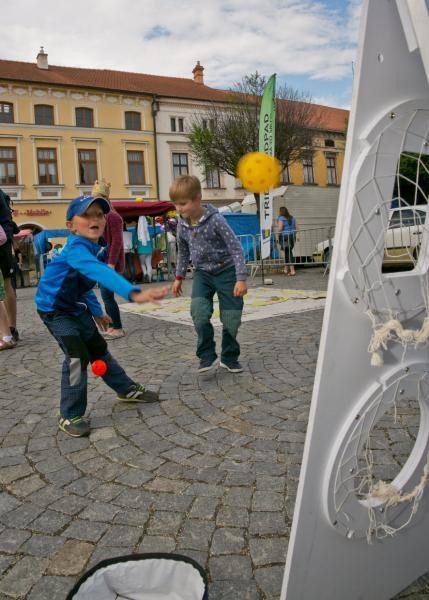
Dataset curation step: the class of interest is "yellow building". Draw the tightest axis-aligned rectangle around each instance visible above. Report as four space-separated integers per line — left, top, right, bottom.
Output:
0 49 348 232
0 49 160 231
287 132 346 187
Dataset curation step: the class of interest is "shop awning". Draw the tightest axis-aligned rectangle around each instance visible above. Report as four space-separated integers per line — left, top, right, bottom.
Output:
111 201 175 219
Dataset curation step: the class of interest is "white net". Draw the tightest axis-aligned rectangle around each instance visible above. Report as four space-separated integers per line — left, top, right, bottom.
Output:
332 106 429 541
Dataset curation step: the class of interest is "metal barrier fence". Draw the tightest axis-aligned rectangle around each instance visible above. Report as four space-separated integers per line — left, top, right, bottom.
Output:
238 226 335 277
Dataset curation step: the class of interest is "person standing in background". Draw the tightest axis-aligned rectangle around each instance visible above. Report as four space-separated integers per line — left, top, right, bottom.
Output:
122 223 136 283
0 189 19 341
91 179 126 340
133 216 153 283
278 206 297 276
11 240 25 290
0 271 15 350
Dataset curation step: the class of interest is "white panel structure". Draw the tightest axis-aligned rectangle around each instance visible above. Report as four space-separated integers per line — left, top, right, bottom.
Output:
281 1 429 599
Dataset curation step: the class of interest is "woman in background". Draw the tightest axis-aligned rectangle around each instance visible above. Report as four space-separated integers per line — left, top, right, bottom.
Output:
133 216 153 283
278 206 297 276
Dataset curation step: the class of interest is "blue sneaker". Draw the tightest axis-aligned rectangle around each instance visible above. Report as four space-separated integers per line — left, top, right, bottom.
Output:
219 361 243 373
198 358 217 373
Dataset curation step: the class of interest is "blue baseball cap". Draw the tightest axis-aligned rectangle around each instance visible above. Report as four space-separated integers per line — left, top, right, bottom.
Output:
66 195 110 221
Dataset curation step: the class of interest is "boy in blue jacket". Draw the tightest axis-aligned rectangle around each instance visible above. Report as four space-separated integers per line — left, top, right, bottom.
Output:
35 195 168 437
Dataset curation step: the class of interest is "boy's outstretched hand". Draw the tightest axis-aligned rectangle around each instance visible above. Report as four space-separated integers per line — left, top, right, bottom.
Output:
234 281 248 297
130 286 169 304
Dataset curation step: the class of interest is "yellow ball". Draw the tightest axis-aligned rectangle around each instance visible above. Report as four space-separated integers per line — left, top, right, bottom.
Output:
135 197 144 202
236 152 281 193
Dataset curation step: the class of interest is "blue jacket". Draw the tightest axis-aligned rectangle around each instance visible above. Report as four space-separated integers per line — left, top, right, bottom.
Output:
175 204 247 281
35 234 139 316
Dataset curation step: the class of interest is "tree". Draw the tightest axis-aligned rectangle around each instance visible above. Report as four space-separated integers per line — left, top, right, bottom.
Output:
188 72 318 179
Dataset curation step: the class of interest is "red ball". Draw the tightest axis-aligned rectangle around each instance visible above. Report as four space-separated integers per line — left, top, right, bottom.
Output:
91 360 107 376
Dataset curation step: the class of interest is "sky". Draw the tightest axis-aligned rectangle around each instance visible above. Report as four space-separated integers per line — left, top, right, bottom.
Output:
1 0 362 109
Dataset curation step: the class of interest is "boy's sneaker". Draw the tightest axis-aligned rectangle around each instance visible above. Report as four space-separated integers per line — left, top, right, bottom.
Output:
59 416 90 437
219 361 243 373
198 358 217 373
117 383 159 403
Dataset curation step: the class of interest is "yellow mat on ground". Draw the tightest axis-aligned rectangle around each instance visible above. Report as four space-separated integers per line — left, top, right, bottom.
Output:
120 286 327 326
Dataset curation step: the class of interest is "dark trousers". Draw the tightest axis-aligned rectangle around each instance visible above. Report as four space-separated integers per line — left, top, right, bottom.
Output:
191 267 243 364
100 285 122 329
39 310 134 419
281 234 296 264
125 252 136 282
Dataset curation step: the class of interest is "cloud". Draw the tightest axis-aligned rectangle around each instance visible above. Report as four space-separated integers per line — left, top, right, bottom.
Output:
1 0 361 96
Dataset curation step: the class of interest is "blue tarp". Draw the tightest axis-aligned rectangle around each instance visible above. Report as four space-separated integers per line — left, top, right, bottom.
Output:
223 213 260 261
222 213 260 236
223 212 279 260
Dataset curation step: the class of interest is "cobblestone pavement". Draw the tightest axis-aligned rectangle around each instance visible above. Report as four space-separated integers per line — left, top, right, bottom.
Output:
0 269 428 599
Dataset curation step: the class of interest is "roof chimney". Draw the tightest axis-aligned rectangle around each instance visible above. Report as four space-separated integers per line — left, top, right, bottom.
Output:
37 47 48 70
192 61 204 85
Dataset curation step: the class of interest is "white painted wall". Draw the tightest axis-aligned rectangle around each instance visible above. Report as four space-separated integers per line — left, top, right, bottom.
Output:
155 98 245 204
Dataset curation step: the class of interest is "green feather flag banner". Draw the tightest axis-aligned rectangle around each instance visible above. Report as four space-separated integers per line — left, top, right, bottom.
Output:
259 73 276 259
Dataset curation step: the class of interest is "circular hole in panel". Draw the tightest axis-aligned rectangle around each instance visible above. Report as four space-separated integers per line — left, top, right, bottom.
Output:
354 395 419 501
325 364 429 539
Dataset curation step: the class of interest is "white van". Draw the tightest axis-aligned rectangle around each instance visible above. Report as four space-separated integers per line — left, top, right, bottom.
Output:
383 205 428 266
313 205 428 267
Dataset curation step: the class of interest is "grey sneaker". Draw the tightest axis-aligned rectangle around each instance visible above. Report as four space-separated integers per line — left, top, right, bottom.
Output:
219 361 243 373
198 358 217 373
59 416 90 437
117 383 159 403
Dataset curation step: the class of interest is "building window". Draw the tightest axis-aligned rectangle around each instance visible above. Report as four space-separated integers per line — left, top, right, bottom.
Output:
206 167 220 188
170 117 184 133
281 165 290 184
37 148 58 185
302 156 314 184
35 104 54 125
172 153 189 177
125 111 141 131
78 149 97 184
326 153 337 185
0 102 14 124
0 147 17 185
202 119 215 130
75 107 94 128
127 150 145 185
324 139 335 148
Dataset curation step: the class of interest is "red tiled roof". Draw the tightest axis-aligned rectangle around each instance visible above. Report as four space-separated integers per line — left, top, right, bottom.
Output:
310 102 348 132
0 58 348 131
0 58 226 102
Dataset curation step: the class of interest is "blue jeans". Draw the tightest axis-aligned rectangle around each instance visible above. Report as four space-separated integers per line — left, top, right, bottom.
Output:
191 267 243 364
100 285 122 329
39 310 134 419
